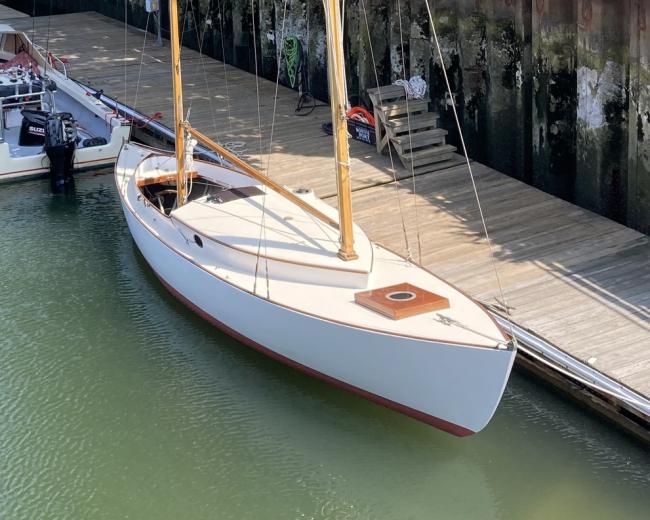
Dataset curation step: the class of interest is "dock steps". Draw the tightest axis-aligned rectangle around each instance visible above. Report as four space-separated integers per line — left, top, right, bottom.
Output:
384 112 440 130
377 99 430 117
391 128 448 153
368 84 456 172
401 144 457 167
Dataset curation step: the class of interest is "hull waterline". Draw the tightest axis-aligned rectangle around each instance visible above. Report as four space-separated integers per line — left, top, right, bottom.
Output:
153 268 476 436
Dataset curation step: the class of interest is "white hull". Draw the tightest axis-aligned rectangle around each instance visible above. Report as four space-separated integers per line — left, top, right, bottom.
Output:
0 26 130 183
116 143 516 435
0 129 128 183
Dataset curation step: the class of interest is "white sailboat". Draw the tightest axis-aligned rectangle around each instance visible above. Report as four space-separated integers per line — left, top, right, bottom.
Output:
0 25 129 184
115 0 516 436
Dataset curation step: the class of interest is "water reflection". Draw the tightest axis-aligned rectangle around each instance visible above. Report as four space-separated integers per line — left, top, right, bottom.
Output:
0 172 648 520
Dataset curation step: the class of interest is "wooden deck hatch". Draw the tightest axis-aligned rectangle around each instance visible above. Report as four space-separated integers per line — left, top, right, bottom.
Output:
354 283 450 320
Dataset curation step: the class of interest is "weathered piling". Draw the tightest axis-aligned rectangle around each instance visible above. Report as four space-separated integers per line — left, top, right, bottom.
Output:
12 0 648 234
576 0 629 223
627 1 650 233
532 1 577 200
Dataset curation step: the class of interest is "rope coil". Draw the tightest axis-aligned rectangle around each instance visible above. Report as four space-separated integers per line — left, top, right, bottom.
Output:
282 35 301 89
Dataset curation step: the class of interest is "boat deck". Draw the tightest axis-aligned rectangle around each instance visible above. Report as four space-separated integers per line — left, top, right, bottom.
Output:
4 10 648 439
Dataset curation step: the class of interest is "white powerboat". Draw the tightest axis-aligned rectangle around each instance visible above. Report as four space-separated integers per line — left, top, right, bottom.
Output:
0 24 130 185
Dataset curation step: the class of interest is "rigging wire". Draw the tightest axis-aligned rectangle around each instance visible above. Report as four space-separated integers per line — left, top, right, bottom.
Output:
179 0 191 48
397 0 423 264
249 0 276 299
265 0 290 174
249 0 265 167
359 0 413 260
30 0 36 56
294 0 319 116
255 0 290 299
130 11 151 140
216 0 233 131
422 0 516 341
43 0 52 78
123 0 128 113
188 0 221 141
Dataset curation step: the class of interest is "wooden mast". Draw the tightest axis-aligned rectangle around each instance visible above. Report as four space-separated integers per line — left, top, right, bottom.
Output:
166 0 355 251
324 0 357 261
169 0 186 207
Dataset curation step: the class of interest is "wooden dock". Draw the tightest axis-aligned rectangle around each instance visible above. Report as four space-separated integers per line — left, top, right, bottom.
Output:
0 4 26 19
4 10 649 440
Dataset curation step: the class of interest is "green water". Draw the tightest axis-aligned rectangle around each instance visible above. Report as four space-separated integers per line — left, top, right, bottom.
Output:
1 172 648 520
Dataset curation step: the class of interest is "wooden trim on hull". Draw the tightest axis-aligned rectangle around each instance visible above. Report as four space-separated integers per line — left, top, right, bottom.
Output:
151 268 475 437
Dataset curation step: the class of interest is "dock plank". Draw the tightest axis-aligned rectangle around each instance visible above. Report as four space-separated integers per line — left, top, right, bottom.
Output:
0 4 27 20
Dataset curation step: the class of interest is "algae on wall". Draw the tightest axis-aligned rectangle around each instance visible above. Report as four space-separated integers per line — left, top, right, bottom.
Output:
628 0 650 232
16 0 650 234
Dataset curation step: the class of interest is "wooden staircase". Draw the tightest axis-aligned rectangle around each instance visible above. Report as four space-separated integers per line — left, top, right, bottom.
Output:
367 84 460 174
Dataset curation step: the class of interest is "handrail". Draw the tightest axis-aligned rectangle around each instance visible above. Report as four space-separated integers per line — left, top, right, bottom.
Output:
0 90 46 140
0 90 46 104
0 98 42 110
32 44 67 78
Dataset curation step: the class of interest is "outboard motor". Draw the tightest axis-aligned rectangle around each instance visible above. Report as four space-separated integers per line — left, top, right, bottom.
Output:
44 112 77 192
18 110 48 146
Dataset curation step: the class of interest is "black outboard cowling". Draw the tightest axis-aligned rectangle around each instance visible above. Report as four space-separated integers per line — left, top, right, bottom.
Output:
44 112 77 192
19 109 48 146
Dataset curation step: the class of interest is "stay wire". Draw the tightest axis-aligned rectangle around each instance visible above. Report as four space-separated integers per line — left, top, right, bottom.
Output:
43 0 52 78
188 0 221 142
254 0 290 298
397 0 423 264
265 0 290 174
423 0 516 340
30 0 36 56
359 0 412 260
131 11 151 140
216 0 233 131
250 0 271 298
123 0 128 114
180 0 190 48
250 0 265 166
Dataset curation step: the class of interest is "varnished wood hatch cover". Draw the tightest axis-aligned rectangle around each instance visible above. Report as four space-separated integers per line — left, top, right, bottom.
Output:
354 283 450 320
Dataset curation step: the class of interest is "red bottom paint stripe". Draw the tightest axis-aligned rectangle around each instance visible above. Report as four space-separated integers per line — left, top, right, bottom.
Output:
152 270 474 437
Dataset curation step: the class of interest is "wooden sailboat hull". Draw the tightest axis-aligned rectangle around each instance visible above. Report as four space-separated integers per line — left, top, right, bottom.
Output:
117 165 515 435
